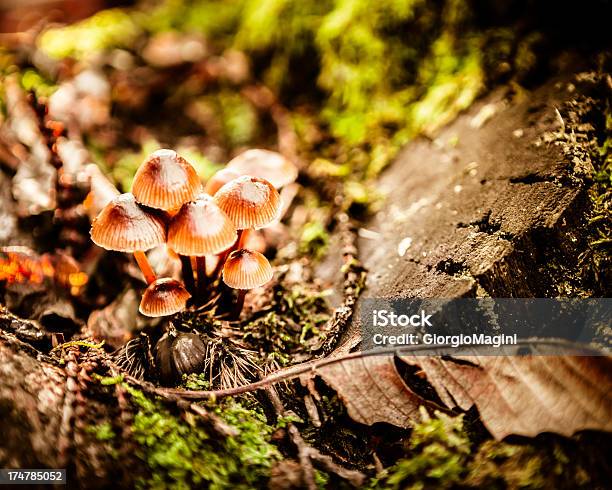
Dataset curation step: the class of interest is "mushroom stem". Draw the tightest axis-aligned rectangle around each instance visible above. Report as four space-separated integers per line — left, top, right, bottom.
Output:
195 256 207 300
232 289 247 319
179 254 196 295
213 230 243 279
133 250 156 284
237 229 248 249
213 250 228 279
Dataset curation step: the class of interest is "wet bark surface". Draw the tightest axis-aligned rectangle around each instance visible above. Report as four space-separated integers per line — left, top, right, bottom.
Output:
327 72 602 352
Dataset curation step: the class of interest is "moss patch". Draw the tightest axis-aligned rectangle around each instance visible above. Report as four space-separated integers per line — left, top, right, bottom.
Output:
242 282 330 369
371 409 470 489
124 384 280 489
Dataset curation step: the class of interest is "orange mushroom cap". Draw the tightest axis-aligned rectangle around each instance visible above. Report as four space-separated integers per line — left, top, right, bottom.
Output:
139 277 191 317
214 175 280 230
90 193 166 252
226 149 297 189
222 249 273 289
132 149 201 211
167 194 237 256
204 168 240 196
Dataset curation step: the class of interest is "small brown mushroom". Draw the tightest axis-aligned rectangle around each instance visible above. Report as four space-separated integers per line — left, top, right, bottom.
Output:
131 149 201 211
168 194 237 299
204 168 240 196
214 175 280 248
226 149 297 189
90 193 165 284
222 248 273 316
139 277 191 317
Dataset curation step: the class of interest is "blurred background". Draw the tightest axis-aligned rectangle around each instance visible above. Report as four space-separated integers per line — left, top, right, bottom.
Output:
0 0 610 214
0 0 130 33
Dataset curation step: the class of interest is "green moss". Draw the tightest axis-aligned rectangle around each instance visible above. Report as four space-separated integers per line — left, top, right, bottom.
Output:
86 422 117 442
124 384 280 489
216 91 259 146
589 108 611 249
315 469 330 488
309 157 351 178
465 437 603 489
243 283 330 367
20 69 56 98
371 409 607 489
372 409 470 490
299 221 329 259
182 373 211 390
406 34 483 140
137 0 245 41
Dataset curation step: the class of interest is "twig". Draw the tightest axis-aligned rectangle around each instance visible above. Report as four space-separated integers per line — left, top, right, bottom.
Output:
266 386 366 487
302 392 321 428
266 387 317 490
309 450 366 487
133 338 603 401
50 339 105 354
319 212 367 356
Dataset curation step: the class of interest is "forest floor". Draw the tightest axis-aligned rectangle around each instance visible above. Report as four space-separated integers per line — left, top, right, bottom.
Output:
1 62 610 488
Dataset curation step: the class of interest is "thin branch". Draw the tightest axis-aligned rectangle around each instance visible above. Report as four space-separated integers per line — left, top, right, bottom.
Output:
266 387 317 490
142 339 602 400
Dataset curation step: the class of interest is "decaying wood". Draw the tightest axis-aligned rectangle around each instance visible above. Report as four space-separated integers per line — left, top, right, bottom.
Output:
330 73 604 353
0 333 127 487
318 213 367 356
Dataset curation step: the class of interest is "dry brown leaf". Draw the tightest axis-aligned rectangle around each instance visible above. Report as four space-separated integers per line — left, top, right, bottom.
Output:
317 343 612 439
317 354 441 427
402 354 612 439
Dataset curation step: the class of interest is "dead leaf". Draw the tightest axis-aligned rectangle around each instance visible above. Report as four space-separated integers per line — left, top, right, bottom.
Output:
401 354 612 439
317 342 612 439
317 354 441 427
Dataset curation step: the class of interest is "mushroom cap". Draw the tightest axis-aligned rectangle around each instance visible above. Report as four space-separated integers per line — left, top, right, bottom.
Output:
132 149 201 210
214 175 281 230
204 168 240 196
226 149 298 188
139 277 191 317
90 193 166 252
222 249 273 289
167 194 237 256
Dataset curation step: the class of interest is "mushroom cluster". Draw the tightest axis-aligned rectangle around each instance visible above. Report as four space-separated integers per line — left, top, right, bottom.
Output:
90 148 297 320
